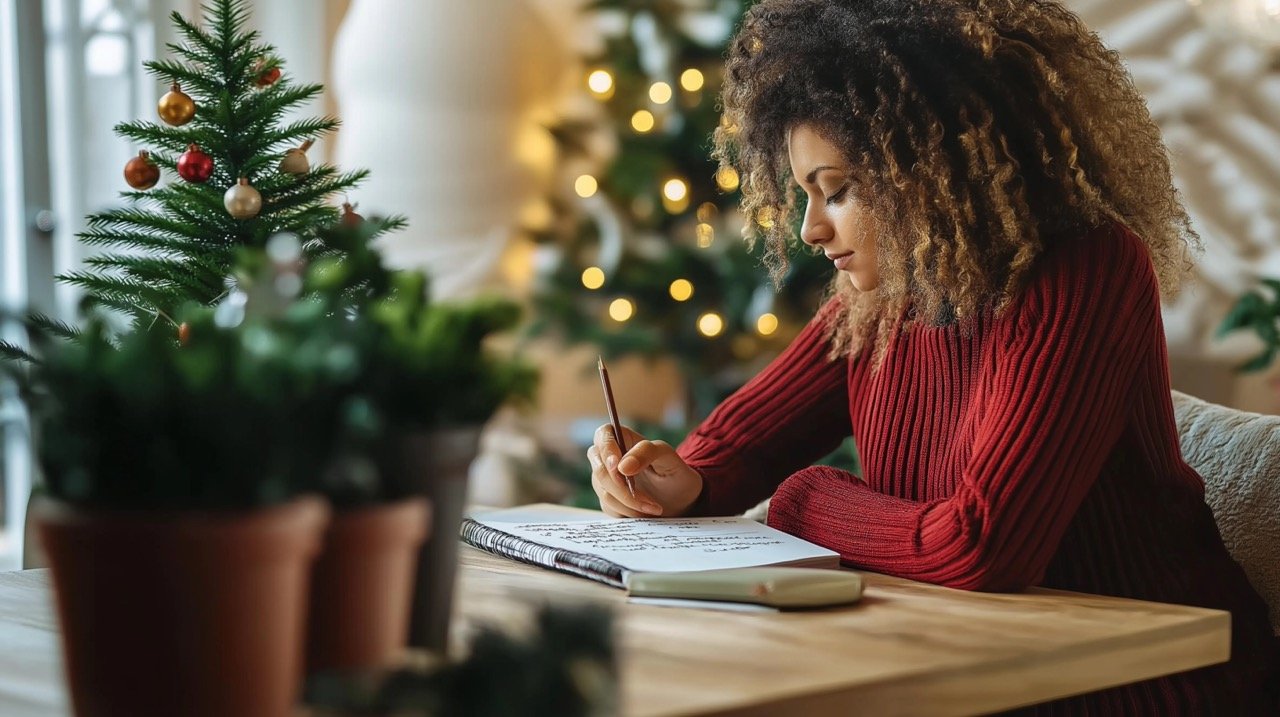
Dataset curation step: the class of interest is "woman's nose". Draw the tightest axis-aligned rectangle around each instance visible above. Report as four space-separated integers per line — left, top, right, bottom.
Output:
800 204 832 247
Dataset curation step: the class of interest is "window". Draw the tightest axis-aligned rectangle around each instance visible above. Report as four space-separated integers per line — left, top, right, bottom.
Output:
0 0 157 570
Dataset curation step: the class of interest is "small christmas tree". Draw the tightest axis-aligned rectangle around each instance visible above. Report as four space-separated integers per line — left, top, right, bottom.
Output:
62 0 402 324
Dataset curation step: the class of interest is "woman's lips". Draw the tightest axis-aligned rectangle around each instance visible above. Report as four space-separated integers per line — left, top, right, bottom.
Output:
830 252 854 270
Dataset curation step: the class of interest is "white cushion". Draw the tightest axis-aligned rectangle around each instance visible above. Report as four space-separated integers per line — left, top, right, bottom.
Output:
1173 390 1280 634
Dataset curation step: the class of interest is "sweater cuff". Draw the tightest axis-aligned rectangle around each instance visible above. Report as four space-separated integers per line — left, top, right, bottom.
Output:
682 471 713 517
767 465 925 559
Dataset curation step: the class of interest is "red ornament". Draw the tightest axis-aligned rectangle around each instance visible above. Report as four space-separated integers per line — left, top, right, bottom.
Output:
123 150 160 190
177 143 214 183
253 57 282 88
177 322 191 346
256 66 281 87
341 202 363 227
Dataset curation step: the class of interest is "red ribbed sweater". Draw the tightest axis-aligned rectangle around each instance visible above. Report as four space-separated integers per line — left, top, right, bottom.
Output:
677 222 1279 713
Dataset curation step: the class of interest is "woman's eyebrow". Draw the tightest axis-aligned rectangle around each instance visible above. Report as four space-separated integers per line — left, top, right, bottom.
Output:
804 165 844 184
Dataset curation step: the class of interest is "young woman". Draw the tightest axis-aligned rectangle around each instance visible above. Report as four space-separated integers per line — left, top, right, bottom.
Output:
588 0 1278 711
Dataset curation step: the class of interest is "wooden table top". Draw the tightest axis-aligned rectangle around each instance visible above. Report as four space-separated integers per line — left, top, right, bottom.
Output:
0 546 1230 716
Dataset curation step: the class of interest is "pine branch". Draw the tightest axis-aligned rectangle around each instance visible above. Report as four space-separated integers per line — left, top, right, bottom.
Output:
143 59 215 93
78 230 235 264
262 117 339 152
264 169 371 215
86 207 222 244
163 181 236 218
79 292 155 322
162 42 224 75
26 313 82 341
114 120 210 154
0 340 37 364
254 164 342 194
234 86 326 149
60 272 178 308
268 209 341 238
85 253 224 290
168 12 220 61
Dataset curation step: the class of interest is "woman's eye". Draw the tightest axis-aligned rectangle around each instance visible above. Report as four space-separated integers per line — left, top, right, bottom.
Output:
824 184 849 206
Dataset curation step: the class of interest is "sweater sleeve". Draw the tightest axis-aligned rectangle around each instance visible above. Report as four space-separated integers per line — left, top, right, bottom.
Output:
767 224 1159 591
676 298 853 516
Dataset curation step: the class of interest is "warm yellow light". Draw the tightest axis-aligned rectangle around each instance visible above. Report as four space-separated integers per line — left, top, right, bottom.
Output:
696 202 718 223
609 298 635 322
663 178 688 202
698 312 724 337
756 312 779 336
649 81 673 104
631 110 655 133
581 266 606 290
518 199 552 231
669 278 694 302
680 68 705 92
587 69 614 96
716 166 740 192
696 222 714 247
500 237 537 290
574 174 598 198
756 206 776 229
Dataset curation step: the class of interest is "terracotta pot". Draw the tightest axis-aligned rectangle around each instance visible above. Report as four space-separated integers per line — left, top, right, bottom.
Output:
382 426 482 653
34 496 329 717
306 496 431 674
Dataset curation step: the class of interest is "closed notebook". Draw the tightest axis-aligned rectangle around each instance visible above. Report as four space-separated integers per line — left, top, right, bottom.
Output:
460 503 841 589
627 567 863 608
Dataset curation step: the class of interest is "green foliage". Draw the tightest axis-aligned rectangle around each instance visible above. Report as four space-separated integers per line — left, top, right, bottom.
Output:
6 223 537 510
1218 278 1280 372
65 0 400 324
8 307 351 510
306 223 539 433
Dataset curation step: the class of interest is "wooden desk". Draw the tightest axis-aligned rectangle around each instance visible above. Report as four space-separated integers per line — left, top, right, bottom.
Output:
0 547 1230 716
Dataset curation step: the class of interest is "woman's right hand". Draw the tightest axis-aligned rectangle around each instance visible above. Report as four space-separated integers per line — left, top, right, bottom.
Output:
587 424 704 518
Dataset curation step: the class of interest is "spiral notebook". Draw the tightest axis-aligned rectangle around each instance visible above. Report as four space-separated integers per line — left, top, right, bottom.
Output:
460 503 840 589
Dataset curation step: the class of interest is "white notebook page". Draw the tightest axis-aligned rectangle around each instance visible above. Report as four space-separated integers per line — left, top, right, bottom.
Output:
470 504 839 574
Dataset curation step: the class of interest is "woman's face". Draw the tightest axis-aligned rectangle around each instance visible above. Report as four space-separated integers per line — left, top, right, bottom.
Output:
788 123 880 292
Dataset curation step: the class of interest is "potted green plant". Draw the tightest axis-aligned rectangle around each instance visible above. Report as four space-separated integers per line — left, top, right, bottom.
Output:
7 305 338 717
232 236 434 677
304 224 538 655
1219 277 1280 372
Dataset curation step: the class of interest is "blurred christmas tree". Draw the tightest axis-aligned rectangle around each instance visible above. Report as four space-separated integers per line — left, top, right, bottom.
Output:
61 0 402 326
529 0 833 421
528 0 859 501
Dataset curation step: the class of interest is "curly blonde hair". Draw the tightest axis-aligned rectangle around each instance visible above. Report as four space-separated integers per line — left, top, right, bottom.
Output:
715 0 1199 368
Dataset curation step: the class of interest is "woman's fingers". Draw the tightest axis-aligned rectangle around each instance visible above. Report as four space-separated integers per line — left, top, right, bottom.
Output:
593 423 641 465
588 446 663 515
597 487 649 518
616 439 670 477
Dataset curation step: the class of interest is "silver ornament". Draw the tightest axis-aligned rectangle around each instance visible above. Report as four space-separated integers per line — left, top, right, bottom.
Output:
224 177 262 219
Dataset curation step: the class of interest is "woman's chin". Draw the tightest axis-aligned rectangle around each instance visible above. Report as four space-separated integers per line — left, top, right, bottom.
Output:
846 272 878 292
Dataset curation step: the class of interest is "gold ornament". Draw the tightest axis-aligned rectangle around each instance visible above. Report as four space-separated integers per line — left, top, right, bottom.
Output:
223 177 263 219
278 139 314 175
157 82 196 126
